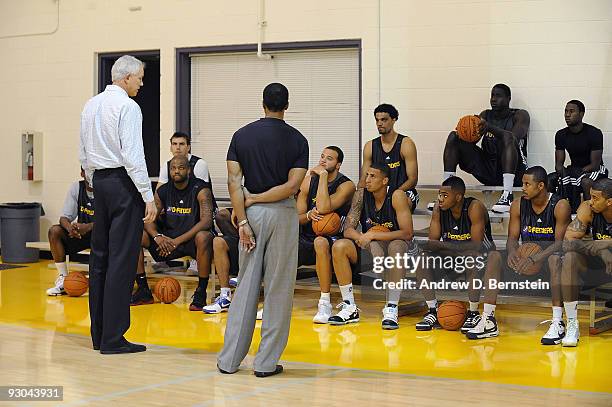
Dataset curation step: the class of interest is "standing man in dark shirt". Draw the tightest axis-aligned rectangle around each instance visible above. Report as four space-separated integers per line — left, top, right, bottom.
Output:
553 100 608 212
217 83 308 378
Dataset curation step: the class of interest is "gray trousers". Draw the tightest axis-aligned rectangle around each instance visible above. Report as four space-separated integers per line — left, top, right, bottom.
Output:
217 198 299 373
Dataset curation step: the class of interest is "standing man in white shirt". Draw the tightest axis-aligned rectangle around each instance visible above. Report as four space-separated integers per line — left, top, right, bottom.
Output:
79 55 157 354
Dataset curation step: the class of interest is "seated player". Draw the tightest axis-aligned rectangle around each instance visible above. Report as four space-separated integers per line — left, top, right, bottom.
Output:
552 100 608 212
416 176 502 339
507 166 571 345
296 146 355 323
360 104 419 211
441 84 530 213
329 162 415 329
46 168 94 295
561 177 612 347
130 156 214 311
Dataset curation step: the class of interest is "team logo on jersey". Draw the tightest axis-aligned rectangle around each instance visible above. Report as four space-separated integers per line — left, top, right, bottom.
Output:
445 232 472 241
524 225 553 235
595 233 611 240
366 219 394 230
387 161 400 169
79 206 94 216
537 218 542 223
167 206 192 215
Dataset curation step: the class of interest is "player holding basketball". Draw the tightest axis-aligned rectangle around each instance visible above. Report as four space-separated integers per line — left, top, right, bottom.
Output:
441 84 530 213
507 166 571 345
130 155 214 311
329 163 415 329
561 177 612 347
295 146 355 323
416 176 502 339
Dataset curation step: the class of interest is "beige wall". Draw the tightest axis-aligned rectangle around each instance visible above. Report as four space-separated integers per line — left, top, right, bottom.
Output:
0 0 610 239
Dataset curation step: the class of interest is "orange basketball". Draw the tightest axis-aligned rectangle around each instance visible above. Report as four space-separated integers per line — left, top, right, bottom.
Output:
438 300 467 331
155 277 181 304
456 115 482 143
368 225 391 233
511 242 543 275
64 272 88 297
312 212 341 236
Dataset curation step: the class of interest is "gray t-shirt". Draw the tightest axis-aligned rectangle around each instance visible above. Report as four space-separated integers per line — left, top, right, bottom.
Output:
61 181 94 221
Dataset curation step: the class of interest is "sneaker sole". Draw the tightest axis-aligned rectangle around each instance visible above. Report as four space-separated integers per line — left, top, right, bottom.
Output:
491 207 510 213
328 318 359 326
47 292 66 296
562 340 579 347
189 305 204 311
382 323 399 330
313 318 330 324
541 338 563 345
203 308 229 314
467 331 499 340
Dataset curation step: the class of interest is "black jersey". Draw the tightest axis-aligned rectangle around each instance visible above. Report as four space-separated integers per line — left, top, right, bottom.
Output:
302 172 352 238
166 154 218 210
483 109 528 168
361 190 398 233
520 194 562 242
157 178 210 238
372 134 409 193
592 212 612 241
76 180 95 224
440 197 494 251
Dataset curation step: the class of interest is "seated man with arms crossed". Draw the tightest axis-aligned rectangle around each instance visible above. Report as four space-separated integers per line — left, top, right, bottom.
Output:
130 156 214 311
46 168 95 295
416 176 502 339
330 162 415 330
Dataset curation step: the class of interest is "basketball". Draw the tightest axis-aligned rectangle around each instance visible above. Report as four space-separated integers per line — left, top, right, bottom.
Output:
438 300 467 331
456 115 482 143
312 212 341 236
368 225 390 233
155 277 181 304
64 272 88 297
511 242 543 275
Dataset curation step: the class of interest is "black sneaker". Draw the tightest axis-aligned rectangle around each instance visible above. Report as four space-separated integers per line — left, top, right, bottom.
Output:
466 314 499 339
189 286 206 311
492 191 513 213
130 285 154 306
461 311 481 334
328 301 360 325
416 308 440 331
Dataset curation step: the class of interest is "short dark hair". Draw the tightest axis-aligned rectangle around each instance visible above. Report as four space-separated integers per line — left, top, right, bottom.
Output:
169 155 189 168
592 178 612 199
369 162 390 179
325 146 344 163
524 166 548 189
493 83 511 99
170 131 191 145
263 83 289 112
567 99 585 113
442 176 466 195
374 104 399 120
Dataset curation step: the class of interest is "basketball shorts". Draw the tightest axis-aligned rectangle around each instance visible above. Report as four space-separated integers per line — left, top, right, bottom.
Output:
298 234 343 267
147 235 199 262
63 233 92 255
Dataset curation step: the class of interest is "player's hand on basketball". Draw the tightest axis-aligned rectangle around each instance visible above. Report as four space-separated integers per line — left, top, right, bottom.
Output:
507 251 521 271
516 256 535 275
144 201 157 224
239 224 256 253
309 208 324 222
478 118 489 136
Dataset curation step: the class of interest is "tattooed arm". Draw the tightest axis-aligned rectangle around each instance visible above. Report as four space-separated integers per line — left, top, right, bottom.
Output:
343 187 364 241
173 188 213 246
563 201 593 253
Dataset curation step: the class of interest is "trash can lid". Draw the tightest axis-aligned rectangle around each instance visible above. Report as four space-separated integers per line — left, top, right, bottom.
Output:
0 202 45 215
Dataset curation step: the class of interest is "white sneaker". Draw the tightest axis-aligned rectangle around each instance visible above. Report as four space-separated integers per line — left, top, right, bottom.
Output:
382 304 399 330
562 319 579 347
491 191 513 213
256 308 263 320
313 300 333 324
187 259 198 275
202 296 231 314
427 202 435 211
541 319 565 345
328 301 360 325
46 275 66 296
229 277 238 288
466 314 499 339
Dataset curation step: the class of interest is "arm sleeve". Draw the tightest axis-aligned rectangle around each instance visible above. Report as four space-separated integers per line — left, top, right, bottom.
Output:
158 161 169 184
193 160 210 182
591 127 604 150
79 112 94 185
118 102 154 203
292 135 310 169
226 133 238 162
554 131 565 150
61 182 80 221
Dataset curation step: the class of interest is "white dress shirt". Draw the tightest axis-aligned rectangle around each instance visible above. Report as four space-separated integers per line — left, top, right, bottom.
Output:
79 85 153 202
157 154 210 184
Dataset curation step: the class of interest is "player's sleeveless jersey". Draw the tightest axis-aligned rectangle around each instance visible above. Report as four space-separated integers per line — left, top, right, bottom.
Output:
440 197 494 251
592 212 612 241
76 180 95 224
158 178 211 238
361 190 398 233
372 134 408 193
302 172 352 238
483 109 528 168
519 194 561 242
166 154 218 210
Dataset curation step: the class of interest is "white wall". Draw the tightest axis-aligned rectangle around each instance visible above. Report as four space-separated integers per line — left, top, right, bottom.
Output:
0 0 610 238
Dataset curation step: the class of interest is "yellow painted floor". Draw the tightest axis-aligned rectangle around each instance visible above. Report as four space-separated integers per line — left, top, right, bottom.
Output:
0 260 611 400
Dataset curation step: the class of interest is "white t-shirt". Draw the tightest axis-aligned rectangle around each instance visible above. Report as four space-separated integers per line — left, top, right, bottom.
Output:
157 154 210 184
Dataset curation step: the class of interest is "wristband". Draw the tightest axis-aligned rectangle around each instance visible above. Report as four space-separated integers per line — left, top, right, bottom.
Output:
238 219 249 227
153 233 163 241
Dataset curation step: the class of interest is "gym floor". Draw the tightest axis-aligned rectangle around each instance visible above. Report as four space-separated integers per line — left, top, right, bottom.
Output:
0 260 610 406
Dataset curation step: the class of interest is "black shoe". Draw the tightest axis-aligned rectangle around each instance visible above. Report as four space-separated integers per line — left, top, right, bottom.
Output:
93 345 100 351
415 308 440 331
254 365 283 378
461 311 481 334
130 285 154 306
189 286 206 311
217 364 236 374
100 342 146 354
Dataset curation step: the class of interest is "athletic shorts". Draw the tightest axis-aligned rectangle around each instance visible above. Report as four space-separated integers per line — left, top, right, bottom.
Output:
63 233 92 255
147 235 198 262
298 234 344 267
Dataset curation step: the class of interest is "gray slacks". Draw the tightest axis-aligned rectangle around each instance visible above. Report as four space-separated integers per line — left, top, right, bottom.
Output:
217 198 298 373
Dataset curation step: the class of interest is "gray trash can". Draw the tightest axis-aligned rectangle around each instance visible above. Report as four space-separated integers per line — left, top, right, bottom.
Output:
0 202 44 263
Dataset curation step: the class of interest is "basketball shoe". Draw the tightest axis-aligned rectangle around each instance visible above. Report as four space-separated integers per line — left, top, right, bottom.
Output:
203 296 231 314
46 275 66 296
189 286 206 311
461 311 481 334
328 301 359 325
382 304 399 330
130 284 154 306
466 314 499 339
313 300 332 324
492 191 513 213
561 319 579 347
541 319 565 345
415 308 440 331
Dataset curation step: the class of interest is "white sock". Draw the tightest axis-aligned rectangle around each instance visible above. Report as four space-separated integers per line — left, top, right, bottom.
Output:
387 287 402 304
564 301 578 320
339 284 354 305
502 173 514 193
469 301 479 312
320 292 331 302
55 262 68 276
484 303 496 316
443 171 456 181
426 299 438 310
552 306 563 321
221 287 231 299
